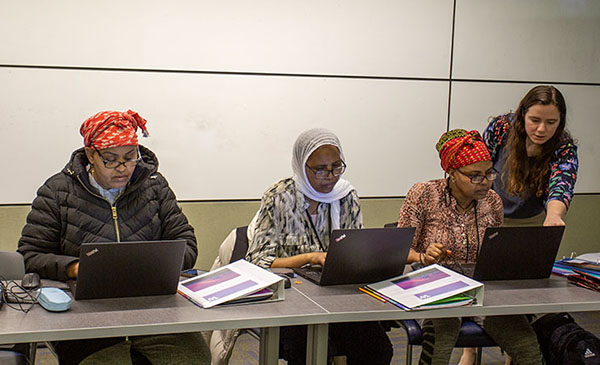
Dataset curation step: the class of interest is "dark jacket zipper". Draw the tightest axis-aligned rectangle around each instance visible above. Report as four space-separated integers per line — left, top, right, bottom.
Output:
70 169 122 242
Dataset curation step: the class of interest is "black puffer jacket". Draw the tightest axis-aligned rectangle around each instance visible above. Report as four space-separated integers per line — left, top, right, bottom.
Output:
18 145 198 281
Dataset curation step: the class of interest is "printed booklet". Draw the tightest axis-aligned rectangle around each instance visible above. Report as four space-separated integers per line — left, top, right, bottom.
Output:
178 259 285 308
365 264 483 311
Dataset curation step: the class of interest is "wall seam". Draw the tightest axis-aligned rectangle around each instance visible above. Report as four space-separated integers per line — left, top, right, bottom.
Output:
446 0 458 132
2 64 599 87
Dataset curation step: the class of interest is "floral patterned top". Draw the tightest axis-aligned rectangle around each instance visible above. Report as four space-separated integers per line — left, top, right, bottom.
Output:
483 113 578 216
246 178 363 268
397 179 503 264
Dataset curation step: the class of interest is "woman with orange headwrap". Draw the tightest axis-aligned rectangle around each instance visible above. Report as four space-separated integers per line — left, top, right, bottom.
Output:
398 129 542 364
18 110 209 364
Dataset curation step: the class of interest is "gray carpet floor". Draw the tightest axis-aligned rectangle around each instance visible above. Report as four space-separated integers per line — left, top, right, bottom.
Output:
33 311 600 364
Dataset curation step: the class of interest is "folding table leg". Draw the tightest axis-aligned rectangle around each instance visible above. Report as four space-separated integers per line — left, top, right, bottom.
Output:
306 323 328 365
259 326 280 365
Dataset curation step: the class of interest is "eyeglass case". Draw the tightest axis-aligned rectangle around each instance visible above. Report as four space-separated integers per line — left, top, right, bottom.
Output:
36 287 72 312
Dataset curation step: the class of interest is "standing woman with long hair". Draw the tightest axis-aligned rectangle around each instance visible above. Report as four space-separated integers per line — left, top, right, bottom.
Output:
459 86 580 364
483 85 578 226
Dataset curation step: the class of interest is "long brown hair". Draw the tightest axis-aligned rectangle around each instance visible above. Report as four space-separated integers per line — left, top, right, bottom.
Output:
503 85 572 198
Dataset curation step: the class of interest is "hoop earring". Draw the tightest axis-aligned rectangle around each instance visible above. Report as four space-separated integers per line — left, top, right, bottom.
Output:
90 164 95 175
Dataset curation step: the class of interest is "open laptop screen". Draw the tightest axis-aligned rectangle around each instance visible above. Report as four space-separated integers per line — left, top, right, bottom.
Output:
294 227 415 286
71 240 186 300
471 226 565 281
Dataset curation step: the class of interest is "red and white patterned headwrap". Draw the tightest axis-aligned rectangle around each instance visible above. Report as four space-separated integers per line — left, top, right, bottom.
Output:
80 110 149 149
436 129 491 172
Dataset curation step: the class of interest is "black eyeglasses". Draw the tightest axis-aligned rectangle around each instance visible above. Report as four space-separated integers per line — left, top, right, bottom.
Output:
306 161 346 180
90 144 142 169
456 168 498 184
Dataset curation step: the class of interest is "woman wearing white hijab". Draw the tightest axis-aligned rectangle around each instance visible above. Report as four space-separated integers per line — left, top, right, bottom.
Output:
246 128 393 365
247 127 358 268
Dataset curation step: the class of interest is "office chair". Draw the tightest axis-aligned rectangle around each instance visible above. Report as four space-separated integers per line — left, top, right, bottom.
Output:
229 226 249 263
0 251 38 365
400 319 498 365
229 226 261 344
206 226 259 364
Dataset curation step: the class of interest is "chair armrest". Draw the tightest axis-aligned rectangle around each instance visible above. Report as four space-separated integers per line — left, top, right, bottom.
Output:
455 320 497 347
399 319 423 345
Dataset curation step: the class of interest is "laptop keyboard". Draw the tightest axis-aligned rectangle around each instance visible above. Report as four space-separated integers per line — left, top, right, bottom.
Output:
293 267 323 283
302 270 322 282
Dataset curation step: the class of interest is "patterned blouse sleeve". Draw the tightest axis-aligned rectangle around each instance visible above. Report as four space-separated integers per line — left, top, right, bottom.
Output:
547 142 579 209
347 190 364 229
397 183 427 253
245 194 280 268
482 114 511 161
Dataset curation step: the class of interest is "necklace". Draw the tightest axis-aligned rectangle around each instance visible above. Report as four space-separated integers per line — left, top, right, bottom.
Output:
444 180 481 261
459 204 481 263
460 221 471 246
457 202 475 246
455 199 474 214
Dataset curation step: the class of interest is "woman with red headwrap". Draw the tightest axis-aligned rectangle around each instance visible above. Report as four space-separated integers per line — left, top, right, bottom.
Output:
18 110 209 364
397 129 542 364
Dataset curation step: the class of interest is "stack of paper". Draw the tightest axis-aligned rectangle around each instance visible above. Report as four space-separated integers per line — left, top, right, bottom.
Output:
363 264 483 311
553 256 600 292
178 260 285 308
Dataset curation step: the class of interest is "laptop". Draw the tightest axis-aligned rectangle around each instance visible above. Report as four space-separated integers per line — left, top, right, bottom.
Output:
293 227 415 286
69 240 186 300
457 226 565 281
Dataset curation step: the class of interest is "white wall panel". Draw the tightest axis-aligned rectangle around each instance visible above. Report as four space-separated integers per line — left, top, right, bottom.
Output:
1 1 598 203
450 82 600 193
0 0 452 78
453 0 600 83
0 68 448 203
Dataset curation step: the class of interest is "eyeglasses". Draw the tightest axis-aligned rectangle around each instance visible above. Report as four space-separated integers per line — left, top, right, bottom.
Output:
456 168 498 184
305 161 346 180
90 144 142 169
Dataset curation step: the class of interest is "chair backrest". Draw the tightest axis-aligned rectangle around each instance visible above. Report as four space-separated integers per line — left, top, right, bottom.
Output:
230 226 249 263
0 251 25 280
384 222 397 228
0 252 36 363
